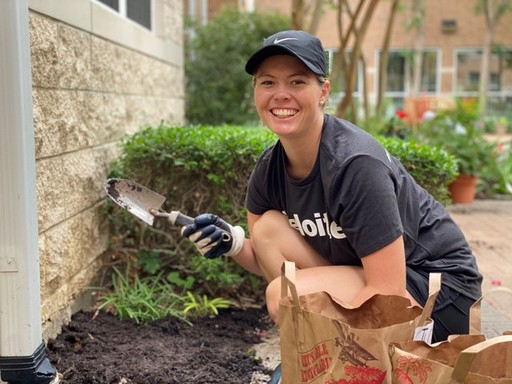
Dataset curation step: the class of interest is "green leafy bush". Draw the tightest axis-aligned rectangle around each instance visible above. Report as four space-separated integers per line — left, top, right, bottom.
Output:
105 125 277 316
104 124 458 322
185 8 290 125
377 136 459 205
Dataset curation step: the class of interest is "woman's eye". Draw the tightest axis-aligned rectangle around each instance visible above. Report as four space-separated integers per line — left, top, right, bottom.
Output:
291 79 306 85
259 80 274 86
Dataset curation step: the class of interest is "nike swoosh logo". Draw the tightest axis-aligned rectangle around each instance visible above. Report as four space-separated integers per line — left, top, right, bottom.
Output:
273 37 298 44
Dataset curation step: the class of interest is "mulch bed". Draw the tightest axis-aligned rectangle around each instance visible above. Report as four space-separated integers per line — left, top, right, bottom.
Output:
47 306 274 384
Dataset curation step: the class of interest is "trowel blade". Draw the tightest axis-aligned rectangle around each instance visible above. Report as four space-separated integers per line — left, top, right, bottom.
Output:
104 178 166 226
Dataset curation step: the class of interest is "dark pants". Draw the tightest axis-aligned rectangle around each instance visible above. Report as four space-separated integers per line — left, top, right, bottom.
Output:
406 268 480 343
430 293 476 342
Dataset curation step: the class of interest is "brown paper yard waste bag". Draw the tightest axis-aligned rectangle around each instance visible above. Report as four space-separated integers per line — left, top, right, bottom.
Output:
450 335 512 383
389 335 512 384
388 298 485 383
278 261 441 384
389 335 486 383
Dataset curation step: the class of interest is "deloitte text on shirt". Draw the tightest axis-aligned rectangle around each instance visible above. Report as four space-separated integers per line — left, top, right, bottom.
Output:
286 211 346 239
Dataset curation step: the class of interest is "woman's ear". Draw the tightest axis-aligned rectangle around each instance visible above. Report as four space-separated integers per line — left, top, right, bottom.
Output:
320 80 330 106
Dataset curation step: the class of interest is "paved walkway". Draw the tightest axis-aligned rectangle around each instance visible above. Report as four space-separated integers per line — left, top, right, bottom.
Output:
449 199 512 337
250 199 512 383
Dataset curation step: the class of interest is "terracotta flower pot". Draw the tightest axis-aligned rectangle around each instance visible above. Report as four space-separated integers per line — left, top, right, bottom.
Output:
449 174 478 204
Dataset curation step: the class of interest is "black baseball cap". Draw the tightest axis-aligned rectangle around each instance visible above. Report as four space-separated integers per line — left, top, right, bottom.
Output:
245 30 327 77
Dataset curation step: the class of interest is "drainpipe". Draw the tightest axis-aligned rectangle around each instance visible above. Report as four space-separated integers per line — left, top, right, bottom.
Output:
0 1 57 383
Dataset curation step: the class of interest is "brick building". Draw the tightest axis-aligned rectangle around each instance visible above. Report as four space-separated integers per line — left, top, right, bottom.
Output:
187 0 512 117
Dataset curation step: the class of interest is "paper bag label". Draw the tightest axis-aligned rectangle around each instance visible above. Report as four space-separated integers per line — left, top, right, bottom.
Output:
413 321 434 344
300 341 333 382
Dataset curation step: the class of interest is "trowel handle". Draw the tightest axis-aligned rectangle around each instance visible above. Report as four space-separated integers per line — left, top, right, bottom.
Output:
167 211 195 226
149 209 195 226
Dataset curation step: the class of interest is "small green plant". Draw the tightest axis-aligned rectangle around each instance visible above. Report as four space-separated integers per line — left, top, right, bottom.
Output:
182 291 232 318
166 271 195 294
245 348 262 362
99 266 189 325
135 250 162 274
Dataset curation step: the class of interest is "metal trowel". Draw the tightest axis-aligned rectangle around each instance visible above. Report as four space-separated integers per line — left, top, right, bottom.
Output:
104 178 194 226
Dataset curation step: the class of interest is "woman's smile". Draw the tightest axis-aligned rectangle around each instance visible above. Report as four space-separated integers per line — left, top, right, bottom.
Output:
253 55 329 139
270 108 298 118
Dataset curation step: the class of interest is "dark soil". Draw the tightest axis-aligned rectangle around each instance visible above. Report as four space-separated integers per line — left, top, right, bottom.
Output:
47 307 274 384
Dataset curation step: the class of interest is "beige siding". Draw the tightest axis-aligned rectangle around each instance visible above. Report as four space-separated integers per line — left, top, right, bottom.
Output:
29 0 184 339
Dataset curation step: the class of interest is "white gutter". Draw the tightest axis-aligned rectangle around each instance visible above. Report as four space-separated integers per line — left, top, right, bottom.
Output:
0 0 57 383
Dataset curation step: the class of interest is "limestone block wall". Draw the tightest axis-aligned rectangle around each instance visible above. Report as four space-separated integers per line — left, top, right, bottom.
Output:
29 1 184 339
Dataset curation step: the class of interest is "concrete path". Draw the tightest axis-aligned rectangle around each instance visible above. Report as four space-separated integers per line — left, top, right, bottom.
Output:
449 199 512 337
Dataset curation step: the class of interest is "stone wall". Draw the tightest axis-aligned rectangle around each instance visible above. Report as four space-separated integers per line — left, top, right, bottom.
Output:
29 1 184 339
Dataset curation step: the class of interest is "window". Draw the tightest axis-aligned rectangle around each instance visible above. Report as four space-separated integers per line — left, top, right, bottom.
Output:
456 49 512 93
30 0 181 66
96 0 152 29
386 52 406 92
456 50 482 93
385 50 438 94
456 48 512 115
378 49 438 110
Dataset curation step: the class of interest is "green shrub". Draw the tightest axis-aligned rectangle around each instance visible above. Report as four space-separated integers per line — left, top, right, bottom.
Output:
106 125 277 312
377 136 459 205
185 8 290 125
105 124 458 321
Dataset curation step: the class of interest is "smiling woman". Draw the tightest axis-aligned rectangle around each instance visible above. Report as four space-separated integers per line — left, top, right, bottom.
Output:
180 30 483 383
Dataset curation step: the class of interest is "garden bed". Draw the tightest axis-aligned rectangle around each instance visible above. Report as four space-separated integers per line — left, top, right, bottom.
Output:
47 306 274 384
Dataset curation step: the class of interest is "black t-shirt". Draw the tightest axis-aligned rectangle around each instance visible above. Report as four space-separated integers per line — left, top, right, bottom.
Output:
246 114 482 302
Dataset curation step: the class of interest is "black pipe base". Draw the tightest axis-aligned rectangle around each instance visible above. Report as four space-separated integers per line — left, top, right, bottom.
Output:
0 341 56 384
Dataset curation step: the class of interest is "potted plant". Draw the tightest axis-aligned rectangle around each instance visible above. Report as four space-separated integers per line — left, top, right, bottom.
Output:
419 98 492 204
494 116 509 136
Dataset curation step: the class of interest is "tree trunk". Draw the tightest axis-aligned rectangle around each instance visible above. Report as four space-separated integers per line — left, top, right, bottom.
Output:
478 0 495 119
376 0 400 119
479 25 493 118
335 0 379 119
361 55 369 122
292 0 305 29
411 0 425 98
307 0 324 34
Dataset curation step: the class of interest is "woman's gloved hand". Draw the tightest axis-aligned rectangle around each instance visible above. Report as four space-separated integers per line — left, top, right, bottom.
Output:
181 213 245 259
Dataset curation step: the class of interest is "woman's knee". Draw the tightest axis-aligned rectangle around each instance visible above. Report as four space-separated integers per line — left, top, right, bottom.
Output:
251 210 290 245
265 276 282 325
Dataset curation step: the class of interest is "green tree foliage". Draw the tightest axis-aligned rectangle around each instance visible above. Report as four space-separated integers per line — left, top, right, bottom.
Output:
185 8 290 125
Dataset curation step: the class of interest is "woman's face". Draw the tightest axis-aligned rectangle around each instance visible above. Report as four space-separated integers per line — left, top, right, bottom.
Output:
253 55 330 139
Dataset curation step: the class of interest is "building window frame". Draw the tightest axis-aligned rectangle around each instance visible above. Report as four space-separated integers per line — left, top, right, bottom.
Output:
28 0 182 67
94 0 152 30
377 48 440 110
455 47 512 116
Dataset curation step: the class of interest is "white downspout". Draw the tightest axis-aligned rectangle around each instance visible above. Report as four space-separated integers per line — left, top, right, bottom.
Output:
0 0 57 383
